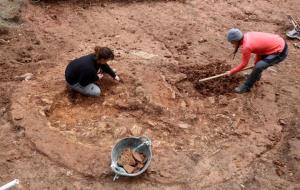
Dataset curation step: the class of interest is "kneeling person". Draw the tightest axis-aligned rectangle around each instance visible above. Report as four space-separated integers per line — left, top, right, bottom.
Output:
65 46 120 96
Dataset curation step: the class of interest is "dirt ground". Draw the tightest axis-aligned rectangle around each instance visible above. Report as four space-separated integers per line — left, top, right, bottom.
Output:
0 0 300 189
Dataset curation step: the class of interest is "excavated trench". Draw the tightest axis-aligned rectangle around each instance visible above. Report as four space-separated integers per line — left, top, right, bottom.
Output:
177 62 244 97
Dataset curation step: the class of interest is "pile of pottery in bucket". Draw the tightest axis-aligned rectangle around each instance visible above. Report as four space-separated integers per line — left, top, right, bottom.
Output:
117 148 146 174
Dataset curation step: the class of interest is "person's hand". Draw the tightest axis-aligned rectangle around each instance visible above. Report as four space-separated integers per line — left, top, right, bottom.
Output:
225 71 231 76
115 75 120 81
98 73 104 79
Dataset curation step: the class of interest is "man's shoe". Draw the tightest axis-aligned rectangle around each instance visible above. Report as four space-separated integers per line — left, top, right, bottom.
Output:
234 84 250 94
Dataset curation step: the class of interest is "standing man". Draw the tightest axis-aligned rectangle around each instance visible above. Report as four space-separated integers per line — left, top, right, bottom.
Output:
226 28 288 93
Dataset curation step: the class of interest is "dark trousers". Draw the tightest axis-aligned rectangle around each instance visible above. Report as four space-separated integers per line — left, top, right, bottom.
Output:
244 43 288 88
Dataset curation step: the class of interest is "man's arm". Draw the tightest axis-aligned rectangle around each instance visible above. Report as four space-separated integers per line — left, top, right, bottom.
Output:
254 54 261 64
229 48 251 75
100 64 116 78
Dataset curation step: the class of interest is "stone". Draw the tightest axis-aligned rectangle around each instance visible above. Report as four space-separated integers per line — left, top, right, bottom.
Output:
41 98 53 105
294 42 300 49
180 100 187 109
273 160 285 167
178 122 191 129
275 168 285 176
198 38 207 43
13 115 23 120
82 131 94 138
113 127 127 138
135 86 145 96
171 91 176 99
15 73 33 81
16 127 25 138
130 124 142 136
102 98 114 107
66 170 73 176
145 120 157 127
218 95 228 105
0 107 6 117
0 39 9 45
278 119 286 126
39 109 46 116
97 122 108 129
39 106 50 117
168 73 187 84
184 114 198 122
208 97 215 104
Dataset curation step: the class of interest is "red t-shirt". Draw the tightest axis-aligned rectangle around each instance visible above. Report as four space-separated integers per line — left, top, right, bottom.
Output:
230 32 285 74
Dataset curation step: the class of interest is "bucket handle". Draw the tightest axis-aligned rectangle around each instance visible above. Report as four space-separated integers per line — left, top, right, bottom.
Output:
133 137 152 152
139 136 151 145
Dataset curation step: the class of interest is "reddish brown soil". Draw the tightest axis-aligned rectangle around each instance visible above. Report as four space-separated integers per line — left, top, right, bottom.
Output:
179 62 244 96
0 0 300 189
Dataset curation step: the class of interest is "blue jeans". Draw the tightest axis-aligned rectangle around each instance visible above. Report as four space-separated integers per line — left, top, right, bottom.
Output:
69 83 101 96
244 43 288 88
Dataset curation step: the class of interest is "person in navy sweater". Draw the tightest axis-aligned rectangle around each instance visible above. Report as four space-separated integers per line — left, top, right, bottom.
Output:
65 46 120 96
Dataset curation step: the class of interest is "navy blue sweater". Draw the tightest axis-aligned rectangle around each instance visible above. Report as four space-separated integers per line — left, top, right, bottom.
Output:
65 54 116 86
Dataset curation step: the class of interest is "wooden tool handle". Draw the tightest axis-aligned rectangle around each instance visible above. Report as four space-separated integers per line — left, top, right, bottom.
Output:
198 66 254 83
198 73 228 82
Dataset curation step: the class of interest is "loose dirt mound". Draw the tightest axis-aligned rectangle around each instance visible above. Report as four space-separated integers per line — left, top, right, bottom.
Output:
179 62 244 97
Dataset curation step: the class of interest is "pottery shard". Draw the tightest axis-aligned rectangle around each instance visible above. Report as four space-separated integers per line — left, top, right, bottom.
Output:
132 151 145 163
117 149 136 166
123 164 136 174
136 162 144 169
134 163 145 173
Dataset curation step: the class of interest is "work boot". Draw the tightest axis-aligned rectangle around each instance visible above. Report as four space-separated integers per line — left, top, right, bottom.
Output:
234 84 250 94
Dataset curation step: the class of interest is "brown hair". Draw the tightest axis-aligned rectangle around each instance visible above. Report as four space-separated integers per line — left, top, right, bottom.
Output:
94 46 114 60
231 38 243 60
232 44 240 60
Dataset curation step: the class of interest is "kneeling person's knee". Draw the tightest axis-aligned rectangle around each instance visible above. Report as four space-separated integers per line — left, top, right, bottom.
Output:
86 84 101 97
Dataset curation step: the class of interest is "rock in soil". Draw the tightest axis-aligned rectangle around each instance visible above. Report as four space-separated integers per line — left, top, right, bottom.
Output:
130 124 142 136
275 168 285 176
15 73 33 81
178 122 191 129
278 119 287 126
